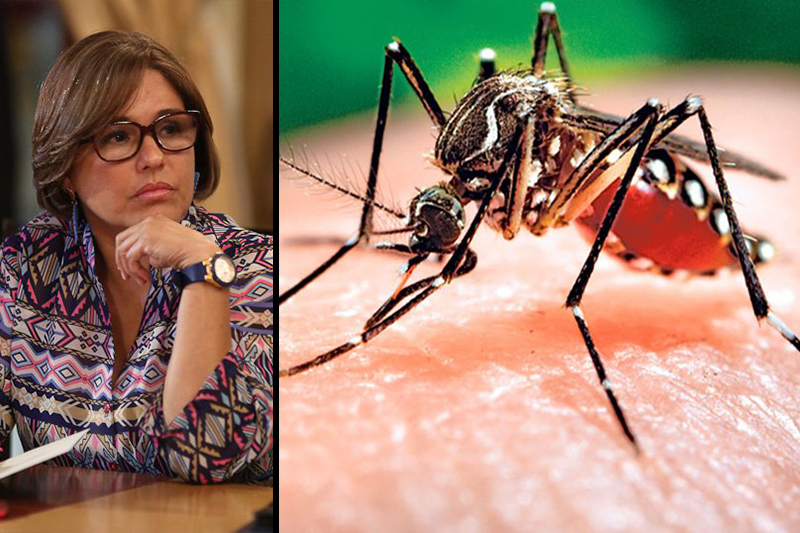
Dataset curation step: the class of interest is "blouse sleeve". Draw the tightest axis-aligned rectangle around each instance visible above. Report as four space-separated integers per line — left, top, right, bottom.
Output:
0 243 18 457
139 239 273 484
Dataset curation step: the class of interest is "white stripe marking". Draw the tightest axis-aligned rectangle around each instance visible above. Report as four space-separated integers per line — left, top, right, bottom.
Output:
758 241 775 262
479 48 496 62
683 179 706 207
767 311 797 342
647 159 669 183
528 160 543 188
549 136 561 156
713 208 730 235
460 85 543 163
348 335 363 346
686 96 703 113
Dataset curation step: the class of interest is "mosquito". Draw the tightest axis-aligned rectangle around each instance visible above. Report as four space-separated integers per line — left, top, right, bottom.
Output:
279 2 800 449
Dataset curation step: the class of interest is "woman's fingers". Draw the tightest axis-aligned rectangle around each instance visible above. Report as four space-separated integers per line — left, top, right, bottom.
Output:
127 244 150 285
116 225 150 283
115 228 139 282
112 215 220 284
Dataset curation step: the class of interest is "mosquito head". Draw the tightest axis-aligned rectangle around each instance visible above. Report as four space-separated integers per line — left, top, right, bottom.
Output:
408 183 465 253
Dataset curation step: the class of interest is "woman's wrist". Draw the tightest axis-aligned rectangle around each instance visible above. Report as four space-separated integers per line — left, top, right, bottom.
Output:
177 242 223 270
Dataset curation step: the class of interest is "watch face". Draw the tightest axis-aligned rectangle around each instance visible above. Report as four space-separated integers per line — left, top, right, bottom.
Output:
213 255 237 284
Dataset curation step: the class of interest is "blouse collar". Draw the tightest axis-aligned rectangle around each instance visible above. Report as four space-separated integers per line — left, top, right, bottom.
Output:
72 203 206 286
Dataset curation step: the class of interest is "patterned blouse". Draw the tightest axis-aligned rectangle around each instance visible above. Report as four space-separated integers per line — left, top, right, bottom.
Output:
0 205 273 484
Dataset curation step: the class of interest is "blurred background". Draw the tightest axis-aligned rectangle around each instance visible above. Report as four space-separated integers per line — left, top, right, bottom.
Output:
280 0 800 134
0 0 274 236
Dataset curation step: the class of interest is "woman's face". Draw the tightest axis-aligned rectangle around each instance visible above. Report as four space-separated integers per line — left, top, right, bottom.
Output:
67 69 196 236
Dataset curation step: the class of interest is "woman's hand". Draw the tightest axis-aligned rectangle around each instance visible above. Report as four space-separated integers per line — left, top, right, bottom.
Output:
115 215 221 285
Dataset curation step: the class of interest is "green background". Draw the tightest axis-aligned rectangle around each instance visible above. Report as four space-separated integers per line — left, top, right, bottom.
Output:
279 0 800 134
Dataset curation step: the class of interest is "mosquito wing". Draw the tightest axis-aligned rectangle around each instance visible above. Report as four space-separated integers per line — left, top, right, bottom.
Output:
563 105 787 181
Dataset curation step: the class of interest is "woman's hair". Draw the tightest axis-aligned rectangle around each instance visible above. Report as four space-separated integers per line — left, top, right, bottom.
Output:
32 30 220 218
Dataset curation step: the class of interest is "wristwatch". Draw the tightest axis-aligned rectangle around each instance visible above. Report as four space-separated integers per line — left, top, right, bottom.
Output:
178 252 236 289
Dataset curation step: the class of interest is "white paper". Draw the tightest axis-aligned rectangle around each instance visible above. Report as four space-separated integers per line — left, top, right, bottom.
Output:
0 428 90 480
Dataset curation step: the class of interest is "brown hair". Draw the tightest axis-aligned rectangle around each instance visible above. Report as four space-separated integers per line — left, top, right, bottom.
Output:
32 30 220 218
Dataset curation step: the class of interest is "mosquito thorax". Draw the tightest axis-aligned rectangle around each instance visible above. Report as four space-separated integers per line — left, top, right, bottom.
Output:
433 73 567 180
408 183 466 253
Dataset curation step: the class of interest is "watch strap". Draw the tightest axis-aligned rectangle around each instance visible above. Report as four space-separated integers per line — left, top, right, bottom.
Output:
177 260 209 288
177 253 235 289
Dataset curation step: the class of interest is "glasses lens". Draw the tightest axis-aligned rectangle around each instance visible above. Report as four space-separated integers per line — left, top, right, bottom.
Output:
155 113 198 151
95 124 140 161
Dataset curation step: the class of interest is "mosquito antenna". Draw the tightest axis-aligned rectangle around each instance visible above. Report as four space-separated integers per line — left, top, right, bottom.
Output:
280 152 407 220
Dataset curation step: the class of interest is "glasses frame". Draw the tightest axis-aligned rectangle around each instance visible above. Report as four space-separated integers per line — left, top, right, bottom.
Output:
84 110 202 162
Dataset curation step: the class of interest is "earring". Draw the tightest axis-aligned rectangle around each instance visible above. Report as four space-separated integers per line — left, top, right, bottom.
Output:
194 171 200 192
67 189 80 244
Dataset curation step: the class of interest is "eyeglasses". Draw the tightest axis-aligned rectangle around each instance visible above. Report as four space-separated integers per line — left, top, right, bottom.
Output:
85 110 201 162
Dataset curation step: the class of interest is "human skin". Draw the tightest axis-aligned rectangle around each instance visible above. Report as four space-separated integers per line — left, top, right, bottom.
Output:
66 69 229 424
279 67 800 532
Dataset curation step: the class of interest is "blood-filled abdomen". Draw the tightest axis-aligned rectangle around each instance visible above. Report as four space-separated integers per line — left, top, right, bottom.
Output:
574 150 772 275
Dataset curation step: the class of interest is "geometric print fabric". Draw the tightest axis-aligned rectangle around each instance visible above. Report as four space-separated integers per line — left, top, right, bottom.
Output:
0 205 272 484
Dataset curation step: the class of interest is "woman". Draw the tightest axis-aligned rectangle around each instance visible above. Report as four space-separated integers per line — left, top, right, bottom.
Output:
0 30 272 484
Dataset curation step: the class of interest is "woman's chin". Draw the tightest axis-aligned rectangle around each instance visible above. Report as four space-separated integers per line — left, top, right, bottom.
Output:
131 197 190 222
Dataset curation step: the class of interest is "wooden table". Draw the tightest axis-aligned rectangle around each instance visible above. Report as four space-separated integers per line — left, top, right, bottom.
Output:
0 465 272 532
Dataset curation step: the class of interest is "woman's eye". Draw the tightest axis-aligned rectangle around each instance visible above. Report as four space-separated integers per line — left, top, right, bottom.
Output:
158 121 181 136
101 129 130 144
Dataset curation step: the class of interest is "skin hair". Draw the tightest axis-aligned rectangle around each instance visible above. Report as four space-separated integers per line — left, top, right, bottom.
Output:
31 30 220 219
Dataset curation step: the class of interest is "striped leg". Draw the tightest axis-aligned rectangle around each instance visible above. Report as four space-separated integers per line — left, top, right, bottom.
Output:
279 40 445 305
692 107 800 352
565 95 800 450
532 2 576 100
564 100 661 450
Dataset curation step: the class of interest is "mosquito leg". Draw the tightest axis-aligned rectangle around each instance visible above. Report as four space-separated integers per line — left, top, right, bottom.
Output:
622 95 800 352
563 100 661 450
279 41 446 306
532 2 576 100
691 106 800 352
500 112 540 239
477 47 496 83
386 39 447 129
280 115 533 378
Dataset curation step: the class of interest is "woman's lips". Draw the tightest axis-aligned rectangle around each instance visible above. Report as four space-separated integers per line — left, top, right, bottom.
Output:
135 182 175 201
